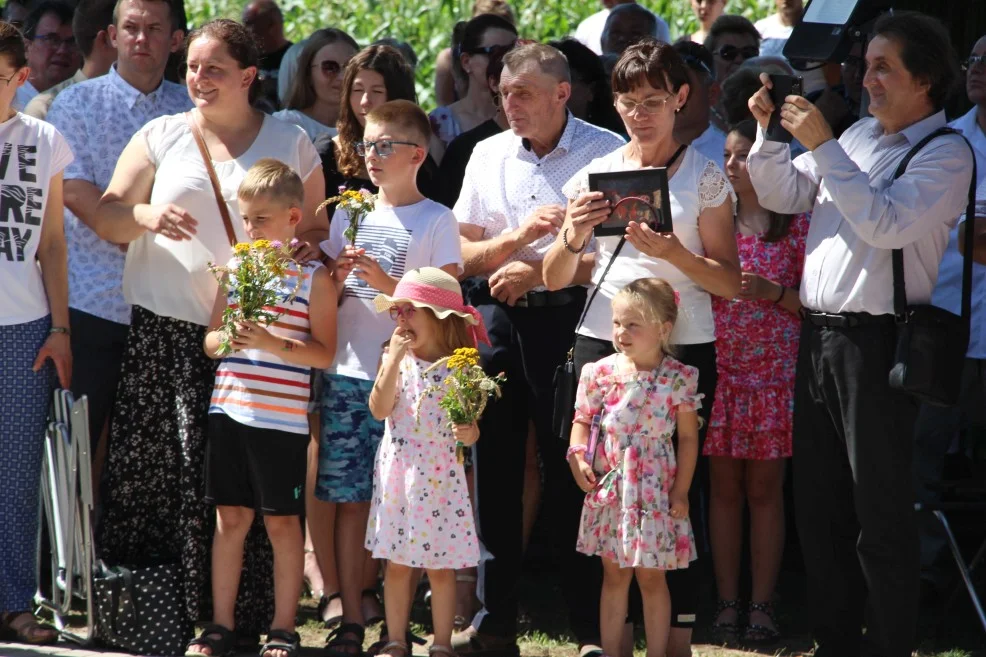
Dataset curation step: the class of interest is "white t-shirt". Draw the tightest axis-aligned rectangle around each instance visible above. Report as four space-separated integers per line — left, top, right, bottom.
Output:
0 113 73 325
273 108 336 142
573 7 672 56
562 146 733 345
123 113 320 326
321 198 462 380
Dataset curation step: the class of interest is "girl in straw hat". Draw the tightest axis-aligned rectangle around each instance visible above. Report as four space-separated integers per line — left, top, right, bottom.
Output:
366 267 491 657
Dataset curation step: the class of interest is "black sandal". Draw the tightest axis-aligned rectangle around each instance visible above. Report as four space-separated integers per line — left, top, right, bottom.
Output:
362 587 385 625
743 601 781 645
260 629 301 657
319 592 344 628
711 599 743 642
185 623 236 657
325 622 365 657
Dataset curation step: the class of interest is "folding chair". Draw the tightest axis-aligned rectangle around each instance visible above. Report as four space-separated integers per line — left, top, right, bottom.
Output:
34 389 96 646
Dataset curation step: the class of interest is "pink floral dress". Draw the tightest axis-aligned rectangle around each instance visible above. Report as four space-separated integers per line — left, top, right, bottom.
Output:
704 213 809 460
574 353 702 570
365 354 479 570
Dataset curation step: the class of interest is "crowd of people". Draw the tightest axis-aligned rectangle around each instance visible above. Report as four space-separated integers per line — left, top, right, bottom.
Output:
0 0 983 657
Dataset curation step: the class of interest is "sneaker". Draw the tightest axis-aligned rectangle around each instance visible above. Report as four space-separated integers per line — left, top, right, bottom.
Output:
450 626 520 657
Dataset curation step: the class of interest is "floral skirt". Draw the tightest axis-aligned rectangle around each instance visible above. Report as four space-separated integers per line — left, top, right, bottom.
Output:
97 306 274 634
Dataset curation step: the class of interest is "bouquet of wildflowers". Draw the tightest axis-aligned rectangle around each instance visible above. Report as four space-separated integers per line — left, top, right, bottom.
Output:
417 347 506 463
318 185 377 245
207 239 303 357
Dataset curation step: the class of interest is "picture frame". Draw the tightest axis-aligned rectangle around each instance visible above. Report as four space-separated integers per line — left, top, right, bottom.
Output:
588 168 673 237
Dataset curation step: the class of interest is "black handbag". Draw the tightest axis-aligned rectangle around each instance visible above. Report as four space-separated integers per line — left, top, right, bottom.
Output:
94 560 188 656
887 127 977 407
552 235 627 440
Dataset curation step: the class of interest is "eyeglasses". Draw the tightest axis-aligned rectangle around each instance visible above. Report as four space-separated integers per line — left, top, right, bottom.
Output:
33 33 77 50
963 54 986 71
389 304 417 321
716 44 758 62
313 60 343 76
354 139 420 158
616 95 674 115
465 43 516 58
0 74 16 87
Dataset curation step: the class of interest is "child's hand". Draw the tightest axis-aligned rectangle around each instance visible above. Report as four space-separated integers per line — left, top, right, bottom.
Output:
570 457 597 493
452 422 479 446
353 252 391 291
387 327 412 361
230 320 275 352
333 245 363 282
669 491 689 520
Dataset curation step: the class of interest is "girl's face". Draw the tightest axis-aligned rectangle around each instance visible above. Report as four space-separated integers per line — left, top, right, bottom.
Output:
611 298 672 361
724 131 754 194
311 41 356 110
185 36 256 108
392 303 439 353
350 68 388 127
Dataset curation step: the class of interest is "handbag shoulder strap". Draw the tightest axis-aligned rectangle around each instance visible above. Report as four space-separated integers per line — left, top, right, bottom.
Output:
890 126 977 321
185 112 238 248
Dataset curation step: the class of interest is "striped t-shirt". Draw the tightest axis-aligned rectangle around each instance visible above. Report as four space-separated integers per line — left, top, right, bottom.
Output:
210 260 321 434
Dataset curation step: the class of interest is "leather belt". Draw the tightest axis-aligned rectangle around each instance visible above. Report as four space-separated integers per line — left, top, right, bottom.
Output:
514 288 585 308
800 309 895 328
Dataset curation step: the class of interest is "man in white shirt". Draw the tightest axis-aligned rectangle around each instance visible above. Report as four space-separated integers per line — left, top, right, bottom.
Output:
45 0 189 466
574 0 670 56
747 12 973 657
673 40 726 166
600 3 671 58
15 1 81 111
452 43 624 657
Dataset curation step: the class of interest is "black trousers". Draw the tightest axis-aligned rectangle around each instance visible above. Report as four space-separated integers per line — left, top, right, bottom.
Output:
568 335 717 638
793 320 920 657
470 283 587 637
68 308 129 448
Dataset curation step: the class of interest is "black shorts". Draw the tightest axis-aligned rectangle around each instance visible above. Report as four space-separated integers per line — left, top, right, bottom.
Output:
204 412 309 516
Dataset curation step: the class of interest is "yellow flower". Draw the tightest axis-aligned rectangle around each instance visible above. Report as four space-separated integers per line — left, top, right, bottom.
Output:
252 239 272 250
233 243 250 255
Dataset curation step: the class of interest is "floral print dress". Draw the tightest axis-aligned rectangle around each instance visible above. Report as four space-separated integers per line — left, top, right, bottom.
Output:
574 353 702 570
365 354 480 570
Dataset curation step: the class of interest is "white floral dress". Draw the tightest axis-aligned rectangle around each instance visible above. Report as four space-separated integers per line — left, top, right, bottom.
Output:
365 354 480 569
574 353 702 569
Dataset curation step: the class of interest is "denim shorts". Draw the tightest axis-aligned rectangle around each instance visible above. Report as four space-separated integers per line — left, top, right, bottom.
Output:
315 372 384 503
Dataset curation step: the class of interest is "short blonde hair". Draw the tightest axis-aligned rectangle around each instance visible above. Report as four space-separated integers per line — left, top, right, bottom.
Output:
612 278 678 355
238 158 304 209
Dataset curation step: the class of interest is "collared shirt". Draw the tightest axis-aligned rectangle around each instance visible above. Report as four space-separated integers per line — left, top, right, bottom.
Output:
931 110 986 358
453 112 625 290
47 65 192 325
690 123 726 167
24 69 87 120
748 111 974 315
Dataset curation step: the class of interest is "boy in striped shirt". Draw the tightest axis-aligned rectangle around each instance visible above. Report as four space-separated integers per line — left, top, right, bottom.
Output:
193 159 337 657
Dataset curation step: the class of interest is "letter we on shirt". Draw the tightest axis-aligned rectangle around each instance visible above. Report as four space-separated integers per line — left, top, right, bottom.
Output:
0 141 42 262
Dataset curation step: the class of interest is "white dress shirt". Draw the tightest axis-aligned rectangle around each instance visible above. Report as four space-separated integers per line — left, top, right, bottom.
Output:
573 7 672 56
747 111 974 315
453 113 625 290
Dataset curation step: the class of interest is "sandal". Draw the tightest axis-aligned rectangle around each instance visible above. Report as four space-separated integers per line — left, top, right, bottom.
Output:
185 623 235 657
429 645 457 657
319 591 344 628
367 626 427 657
0 612 58 645
710 599 743 642
362 587 385 625
743 601 781 645
378 640 409 657
325 622 365 657
260 629 301 657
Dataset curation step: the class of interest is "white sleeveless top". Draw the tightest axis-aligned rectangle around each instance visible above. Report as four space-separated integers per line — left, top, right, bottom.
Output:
562 146 734 345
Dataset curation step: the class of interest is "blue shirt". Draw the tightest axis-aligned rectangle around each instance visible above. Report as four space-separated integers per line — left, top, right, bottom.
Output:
47 65 192 325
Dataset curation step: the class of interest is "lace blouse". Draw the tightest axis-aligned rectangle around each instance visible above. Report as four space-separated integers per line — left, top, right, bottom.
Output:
562 145 734 345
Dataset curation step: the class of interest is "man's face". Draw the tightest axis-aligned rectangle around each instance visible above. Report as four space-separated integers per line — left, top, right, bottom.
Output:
242 4 278 53
498 63 570 141
110 0 182 78
711 32 759 81
27 12 81 91
602 13 654 56
966 37 986 107
863 35 931 127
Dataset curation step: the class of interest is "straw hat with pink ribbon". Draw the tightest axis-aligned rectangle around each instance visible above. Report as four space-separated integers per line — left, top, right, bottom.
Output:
373 267 491 347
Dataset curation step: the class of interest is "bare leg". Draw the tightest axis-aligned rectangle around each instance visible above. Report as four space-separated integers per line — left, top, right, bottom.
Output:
305 421 325 596
362 553 384 622
746 459 785 632
665 628 692 657
600 558 633 657
263 514 304 657
427 569 457 649
635 568 670 657
383 562 414 654
336 502 371 626
709 456 744 626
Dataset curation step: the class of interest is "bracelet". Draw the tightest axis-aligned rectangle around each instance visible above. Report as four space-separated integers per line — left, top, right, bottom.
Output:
566 444 588 460
773 285 785 304
562 227 589 254
49 327 70 336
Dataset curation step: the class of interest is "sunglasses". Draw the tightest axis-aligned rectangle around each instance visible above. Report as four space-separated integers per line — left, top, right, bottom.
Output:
716 45 759 62
964 54 986 71
465 42 516 57
313 60 344 76
354 139 420 158
389 304 417 321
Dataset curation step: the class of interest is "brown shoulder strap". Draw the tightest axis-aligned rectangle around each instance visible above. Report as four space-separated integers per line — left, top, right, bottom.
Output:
185 111 238 248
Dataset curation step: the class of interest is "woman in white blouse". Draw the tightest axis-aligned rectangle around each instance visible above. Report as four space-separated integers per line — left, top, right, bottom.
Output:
543 38 739 657
91 18 326 650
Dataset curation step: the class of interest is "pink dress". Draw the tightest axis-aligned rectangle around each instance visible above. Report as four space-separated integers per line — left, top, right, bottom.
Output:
574 354 702 570
365 354 479 569
704 213 809 460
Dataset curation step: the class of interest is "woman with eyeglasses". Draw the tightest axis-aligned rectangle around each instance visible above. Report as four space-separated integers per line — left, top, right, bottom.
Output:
275 29 359 141
90 19 325 651
543 39 740 657
429 13 517 147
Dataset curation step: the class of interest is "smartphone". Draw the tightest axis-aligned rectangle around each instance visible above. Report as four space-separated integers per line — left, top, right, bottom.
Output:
766 74 804 143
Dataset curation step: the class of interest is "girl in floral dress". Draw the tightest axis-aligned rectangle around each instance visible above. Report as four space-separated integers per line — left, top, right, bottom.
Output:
365 268 490 657
568 278 702 657
704 120 807 645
